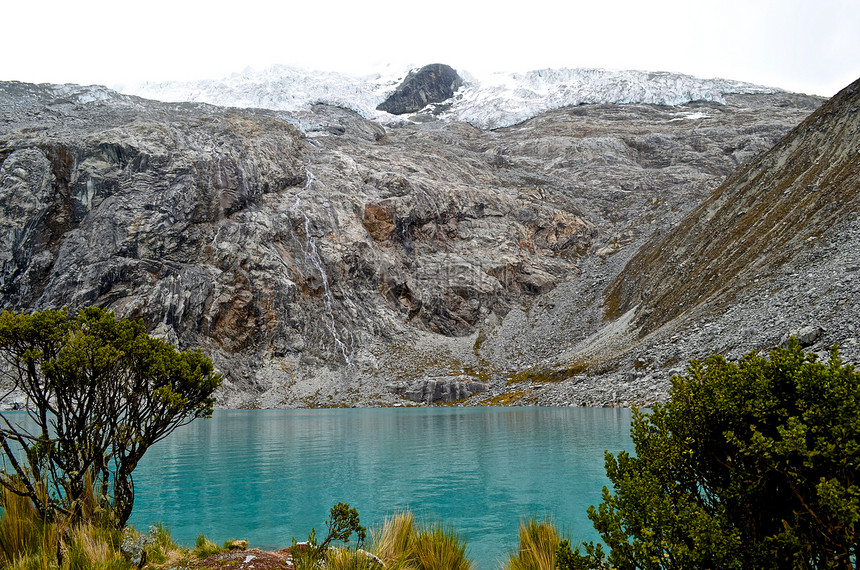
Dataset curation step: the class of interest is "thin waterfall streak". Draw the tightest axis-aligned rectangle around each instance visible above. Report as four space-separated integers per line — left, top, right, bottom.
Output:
292 168 355 367
415 183 440 218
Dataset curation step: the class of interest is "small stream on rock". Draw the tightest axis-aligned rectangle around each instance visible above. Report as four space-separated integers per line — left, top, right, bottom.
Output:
289 168 355 367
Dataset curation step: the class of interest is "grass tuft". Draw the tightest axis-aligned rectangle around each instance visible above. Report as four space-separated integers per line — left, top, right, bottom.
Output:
145 522 181 564
371 511 418 569
0 486 132 570
193 533 226 559
65 522 127 570
369 512 471 570
0 487 52 565
503 518 561 570
413 523 472 570
325 547 385 570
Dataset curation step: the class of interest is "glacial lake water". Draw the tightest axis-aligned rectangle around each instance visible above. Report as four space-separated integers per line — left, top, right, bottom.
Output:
127 406 634 569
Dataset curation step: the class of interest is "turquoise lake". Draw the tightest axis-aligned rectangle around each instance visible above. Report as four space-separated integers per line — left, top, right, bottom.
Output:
128 407 634 569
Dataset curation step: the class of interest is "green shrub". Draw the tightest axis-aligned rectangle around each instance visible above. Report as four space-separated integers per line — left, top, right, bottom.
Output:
562 342 860 569
0 307 221 527
292 502 368 570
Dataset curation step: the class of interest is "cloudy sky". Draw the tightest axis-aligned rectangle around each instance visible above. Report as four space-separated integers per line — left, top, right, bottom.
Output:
3 0 858 96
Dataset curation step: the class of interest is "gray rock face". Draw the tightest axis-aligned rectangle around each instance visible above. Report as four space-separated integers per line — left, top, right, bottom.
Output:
388 378 488 403
376 64 463 115
0 78 837 408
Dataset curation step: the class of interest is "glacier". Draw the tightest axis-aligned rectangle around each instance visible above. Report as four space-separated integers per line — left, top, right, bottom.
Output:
121 64 780 130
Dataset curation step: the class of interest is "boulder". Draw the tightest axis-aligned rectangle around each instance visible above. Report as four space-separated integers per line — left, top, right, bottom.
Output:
781 325 824 348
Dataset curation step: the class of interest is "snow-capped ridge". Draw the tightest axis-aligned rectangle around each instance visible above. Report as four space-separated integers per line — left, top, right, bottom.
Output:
121 64 780 130
447 67 779 129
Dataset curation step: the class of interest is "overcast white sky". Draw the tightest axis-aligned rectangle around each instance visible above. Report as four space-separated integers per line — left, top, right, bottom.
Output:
3 0 858 96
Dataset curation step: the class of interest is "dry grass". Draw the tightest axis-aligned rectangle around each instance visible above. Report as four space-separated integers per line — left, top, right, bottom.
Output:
503 519 561 570
371 511 418 568
0 487 197 570
413 523 472 570
325 547 385 570
369 512 472 570
65 523 126 570
0 487 129 570
0 487 57 567
481 390 527 406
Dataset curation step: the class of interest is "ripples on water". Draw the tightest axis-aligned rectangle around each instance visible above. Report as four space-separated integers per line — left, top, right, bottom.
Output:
128 407 632 569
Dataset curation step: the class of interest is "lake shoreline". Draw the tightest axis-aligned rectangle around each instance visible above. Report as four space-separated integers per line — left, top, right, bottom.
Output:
128 407 634 570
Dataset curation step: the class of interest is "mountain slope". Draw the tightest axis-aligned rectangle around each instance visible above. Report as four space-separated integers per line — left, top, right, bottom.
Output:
606 77 860 334
507 77 860 406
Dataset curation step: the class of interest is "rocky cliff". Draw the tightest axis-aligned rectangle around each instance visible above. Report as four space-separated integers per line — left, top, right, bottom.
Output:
0 70 844 408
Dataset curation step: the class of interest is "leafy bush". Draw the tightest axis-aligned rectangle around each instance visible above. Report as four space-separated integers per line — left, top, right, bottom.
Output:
0 307 222 527
293 502 368 569
561 341 860 569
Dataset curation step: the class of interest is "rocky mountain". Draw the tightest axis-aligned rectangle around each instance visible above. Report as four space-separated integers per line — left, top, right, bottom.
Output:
580 76 860 402
0 67 847 408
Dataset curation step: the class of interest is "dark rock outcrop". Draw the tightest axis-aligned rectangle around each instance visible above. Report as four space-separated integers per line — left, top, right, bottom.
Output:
377 64 463 115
